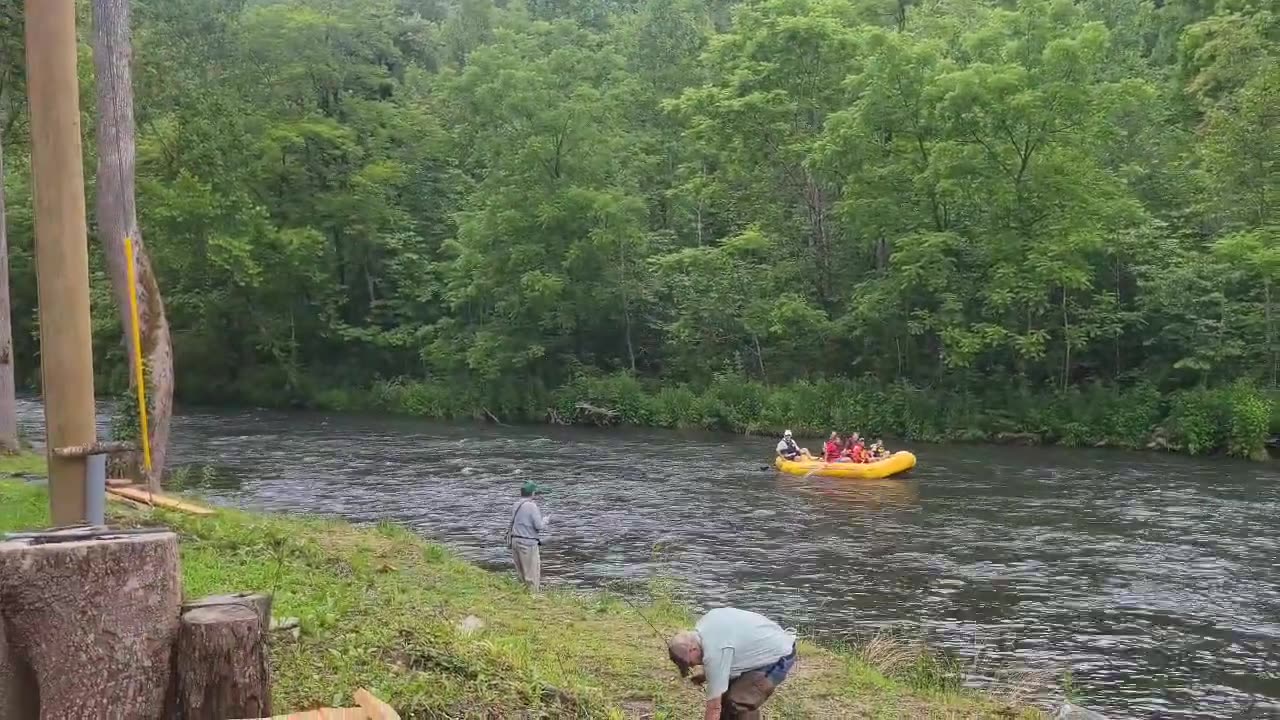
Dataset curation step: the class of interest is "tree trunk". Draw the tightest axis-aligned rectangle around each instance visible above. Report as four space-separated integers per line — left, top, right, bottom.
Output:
176 604 272 720
1267 278 1275 388
1061 289 1070 391
803 172 833 307
0 530 181 719
93 0 175 491
0 125 18 452
619 230 636 373
753 333 766 380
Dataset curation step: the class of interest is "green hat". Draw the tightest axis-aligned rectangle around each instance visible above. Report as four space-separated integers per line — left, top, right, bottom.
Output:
521 481 543 495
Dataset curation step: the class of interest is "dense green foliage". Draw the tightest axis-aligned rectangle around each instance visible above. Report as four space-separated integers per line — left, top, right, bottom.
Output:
0 0 1276 456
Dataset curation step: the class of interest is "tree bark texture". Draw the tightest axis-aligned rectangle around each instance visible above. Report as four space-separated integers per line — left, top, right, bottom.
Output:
0 531 181 719
92 0 175 491
176 604 272 720
0 123 18 452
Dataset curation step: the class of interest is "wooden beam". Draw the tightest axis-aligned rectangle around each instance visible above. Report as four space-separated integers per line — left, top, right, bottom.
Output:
106 485 216 515
24 0 97 524
52 441 138 458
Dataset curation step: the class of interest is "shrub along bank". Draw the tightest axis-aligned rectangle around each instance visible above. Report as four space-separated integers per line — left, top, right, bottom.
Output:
311 374 1274 461
0 460 1043 718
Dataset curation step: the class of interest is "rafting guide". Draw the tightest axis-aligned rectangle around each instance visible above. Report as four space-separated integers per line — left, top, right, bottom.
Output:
774 430 809 460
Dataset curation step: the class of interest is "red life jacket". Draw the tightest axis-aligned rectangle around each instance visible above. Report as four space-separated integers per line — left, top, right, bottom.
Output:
824 441 841 462
852 443 866 462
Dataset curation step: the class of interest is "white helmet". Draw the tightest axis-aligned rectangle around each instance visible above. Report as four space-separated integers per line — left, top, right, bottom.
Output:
783 429 793 437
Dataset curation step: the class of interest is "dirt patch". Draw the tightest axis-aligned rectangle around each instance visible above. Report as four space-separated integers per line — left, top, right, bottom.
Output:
619 698 656 719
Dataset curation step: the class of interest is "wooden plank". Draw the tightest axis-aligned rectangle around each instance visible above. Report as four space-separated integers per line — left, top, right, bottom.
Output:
107 478 132 488
106 493 152 511
237 707 368 719
237 690 396 720
354 690 400 720
106 486 214 516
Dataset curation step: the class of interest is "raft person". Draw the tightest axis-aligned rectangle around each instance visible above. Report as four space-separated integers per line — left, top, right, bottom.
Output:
843 432 864 463
824 432 842 462
775 430 808 461
840 434 857 462
666 607 798 720
504 481 551 593
871 440 888 460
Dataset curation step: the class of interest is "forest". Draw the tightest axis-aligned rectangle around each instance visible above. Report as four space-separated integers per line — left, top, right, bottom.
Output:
0 0 1276 457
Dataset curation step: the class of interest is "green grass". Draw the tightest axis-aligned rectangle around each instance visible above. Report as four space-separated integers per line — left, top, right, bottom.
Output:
0 454 1042 718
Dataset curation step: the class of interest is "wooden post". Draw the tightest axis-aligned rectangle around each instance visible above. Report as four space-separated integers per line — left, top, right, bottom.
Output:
24 0 98 524
176 604 272 720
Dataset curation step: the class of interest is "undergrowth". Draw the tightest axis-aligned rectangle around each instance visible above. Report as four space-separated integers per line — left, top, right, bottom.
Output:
318 373 1275 459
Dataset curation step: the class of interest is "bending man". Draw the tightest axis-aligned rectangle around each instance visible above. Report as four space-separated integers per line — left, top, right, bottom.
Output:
667 607 798 720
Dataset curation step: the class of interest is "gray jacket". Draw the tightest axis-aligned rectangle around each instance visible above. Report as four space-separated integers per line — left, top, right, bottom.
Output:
508 500 549 546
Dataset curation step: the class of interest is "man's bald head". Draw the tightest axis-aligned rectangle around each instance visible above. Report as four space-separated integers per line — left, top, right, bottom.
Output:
666 630 703 677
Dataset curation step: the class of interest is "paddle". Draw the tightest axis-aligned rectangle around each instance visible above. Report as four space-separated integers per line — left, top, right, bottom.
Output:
801 457 828 480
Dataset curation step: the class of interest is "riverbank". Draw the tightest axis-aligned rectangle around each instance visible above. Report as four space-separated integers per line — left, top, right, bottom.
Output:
303 373 1274 461
0 455 1043 718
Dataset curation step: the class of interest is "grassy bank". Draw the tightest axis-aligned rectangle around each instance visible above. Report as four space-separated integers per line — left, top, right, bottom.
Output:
308 373 1274 461
0 457 1042 718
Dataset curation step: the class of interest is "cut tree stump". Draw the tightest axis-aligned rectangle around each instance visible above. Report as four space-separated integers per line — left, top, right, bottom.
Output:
177 603 271 720
0 529 181 719
183 592 273 633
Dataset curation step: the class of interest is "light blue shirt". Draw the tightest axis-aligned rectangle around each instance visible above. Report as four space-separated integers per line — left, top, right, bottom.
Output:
696 608 796 699
509 499 548 545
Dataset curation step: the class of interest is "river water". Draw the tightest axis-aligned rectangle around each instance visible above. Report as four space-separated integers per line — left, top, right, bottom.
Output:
16 400 1280 718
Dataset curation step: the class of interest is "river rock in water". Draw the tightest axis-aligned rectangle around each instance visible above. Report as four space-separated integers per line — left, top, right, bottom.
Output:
1055 702 1107 720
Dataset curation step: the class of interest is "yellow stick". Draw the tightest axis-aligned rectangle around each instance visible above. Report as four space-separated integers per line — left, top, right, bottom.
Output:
125 237 152 472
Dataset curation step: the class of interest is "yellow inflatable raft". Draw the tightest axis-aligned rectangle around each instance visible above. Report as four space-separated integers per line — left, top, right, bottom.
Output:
774 451 917 480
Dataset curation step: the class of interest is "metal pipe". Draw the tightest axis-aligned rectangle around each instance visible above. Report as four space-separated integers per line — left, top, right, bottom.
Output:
85 454 106 526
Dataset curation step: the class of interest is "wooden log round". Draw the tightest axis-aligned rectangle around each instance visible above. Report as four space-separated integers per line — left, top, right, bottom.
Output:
0 531 181 719
182 592 273 632
176 604 271 720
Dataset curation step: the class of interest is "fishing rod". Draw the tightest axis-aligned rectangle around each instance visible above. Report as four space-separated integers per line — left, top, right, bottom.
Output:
614 586 666 644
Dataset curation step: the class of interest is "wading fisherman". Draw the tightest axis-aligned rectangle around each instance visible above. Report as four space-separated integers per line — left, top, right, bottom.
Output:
666 607 798 720
504 481 550 593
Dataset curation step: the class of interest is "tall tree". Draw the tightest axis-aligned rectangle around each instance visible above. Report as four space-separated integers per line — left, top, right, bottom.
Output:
0 122 17 454
0 4 24 453
93 0 175 489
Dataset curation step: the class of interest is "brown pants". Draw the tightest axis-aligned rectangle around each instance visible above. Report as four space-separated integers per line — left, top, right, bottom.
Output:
511 541 540 593
718 669 780 720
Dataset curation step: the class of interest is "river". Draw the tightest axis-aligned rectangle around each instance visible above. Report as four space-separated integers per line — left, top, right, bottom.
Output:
15 400 1280 719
